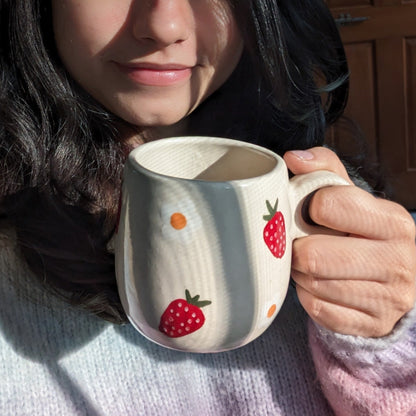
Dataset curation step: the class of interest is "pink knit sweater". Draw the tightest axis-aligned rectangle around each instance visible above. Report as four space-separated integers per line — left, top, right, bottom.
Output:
310 310 416 415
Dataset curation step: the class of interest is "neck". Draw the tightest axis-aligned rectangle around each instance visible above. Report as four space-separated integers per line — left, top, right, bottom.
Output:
123 118 190 151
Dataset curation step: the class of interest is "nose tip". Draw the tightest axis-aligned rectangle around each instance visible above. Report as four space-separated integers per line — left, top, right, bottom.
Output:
143 21 189 46
132 0 193 47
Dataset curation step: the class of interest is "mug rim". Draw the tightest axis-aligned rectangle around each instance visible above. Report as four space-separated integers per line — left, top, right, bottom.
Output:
127 136 285 184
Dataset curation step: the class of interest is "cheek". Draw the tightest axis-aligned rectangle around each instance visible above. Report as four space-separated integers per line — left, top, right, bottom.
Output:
197 4 243 83
53 1 128 59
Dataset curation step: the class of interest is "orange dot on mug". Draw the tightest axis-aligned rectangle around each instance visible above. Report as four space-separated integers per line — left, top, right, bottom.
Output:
170 213 187 230
267 304 277 318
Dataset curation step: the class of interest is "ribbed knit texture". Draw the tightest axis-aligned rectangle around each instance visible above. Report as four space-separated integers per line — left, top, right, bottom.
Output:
309 310 416 415
1 223 415 415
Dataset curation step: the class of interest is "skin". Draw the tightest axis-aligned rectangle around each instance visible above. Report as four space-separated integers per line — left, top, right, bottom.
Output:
285 148 416 337
52 0 416 337
52 0 244 138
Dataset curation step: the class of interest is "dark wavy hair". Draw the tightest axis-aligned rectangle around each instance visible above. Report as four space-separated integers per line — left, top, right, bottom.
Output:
0 0 349 323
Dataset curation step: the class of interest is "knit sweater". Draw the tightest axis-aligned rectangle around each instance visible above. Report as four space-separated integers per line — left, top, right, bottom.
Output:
1 222 415 416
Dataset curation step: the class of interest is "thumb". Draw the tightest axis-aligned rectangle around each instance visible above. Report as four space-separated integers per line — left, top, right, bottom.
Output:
283 147 353 184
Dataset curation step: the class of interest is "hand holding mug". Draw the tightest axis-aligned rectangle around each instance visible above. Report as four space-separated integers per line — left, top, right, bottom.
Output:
285 147 416 337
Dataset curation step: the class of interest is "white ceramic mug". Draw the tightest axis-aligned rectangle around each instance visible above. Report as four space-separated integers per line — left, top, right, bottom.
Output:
114 136 349 353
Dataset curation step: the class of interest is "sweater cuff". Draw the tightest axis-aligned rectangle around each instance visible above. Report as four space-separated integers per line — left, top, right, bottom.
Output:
310 306 416 385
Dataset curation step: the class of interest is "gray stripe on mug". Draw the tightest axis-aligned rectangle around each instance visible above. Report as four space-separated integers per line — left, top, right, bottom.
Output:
200 182 256 350
123 165 155 326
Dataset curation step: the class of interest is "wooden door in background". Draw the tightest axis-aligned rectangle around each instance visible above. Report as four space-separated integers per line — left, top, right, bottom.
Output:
326 0 416 208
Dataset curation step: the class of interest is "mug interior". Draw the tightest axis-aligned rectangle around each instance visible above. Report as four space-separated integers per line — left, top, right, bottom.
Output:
130 137 278 181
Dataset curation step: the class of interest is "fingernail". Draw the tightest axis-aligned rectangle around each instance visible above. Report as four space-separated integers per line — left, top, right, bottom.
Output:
290 150 314 160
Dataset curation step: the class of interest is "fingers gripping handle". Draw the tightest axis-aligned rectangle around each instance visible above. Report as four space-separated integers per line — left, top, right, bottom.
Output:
289 170 350 239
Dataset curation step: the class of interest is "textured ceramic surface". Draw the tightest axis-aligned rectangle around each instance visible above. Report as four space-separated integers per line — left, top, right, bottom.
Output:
114 137 348 352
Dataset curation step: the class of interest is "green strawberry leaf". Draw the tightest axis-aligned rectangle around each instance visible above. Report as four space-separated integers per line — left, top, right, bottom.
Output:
185 290 211 308
196 300 212 308
263 198 279 221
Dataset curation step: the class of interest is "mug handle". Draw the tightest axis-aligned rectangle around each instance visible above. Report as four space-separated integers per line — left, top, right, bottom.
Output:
288 170 350 239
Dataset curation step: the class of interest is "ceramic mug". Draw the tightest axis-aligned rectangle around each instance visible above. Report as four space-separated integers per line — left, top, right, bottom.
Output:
114 136 349 353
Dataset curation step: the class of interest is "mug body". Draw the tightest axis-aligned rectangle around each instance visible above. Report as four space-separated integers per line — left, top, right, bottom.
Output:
115 137 294 352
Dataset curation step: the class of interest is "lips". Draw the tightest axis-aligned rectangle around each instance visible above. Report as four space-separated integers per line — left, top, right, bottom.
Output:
115 62 193 86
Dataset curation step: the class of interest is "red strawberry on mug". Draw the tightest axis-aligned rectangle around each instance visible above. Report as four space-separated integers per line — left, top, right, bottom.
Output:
159 290 212 338
263 198 286 258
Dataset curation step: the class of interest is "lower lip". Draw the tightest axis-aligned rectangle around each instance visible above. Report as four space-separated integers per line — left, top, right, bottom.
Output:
116 64 192 86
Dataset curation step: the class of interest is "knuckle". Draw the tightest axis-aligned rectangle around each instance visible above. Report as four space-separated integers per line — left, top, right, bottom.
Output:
386 244 416 284
371 317 391 338
309 297 324 322
395 261 413 284
300 241 320 276
308 189 335 226
379 281 414 324
391 204 416 240
383 275 415 313
313 146 347 175
400 217 416 241
396 285 416 314
309 276 321 293
404 291 416 312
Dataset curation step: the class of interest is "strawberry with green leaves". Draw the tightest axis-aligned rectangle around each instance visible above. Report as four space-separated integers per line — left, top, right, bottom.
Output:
263 198 286 258
159 290 211 338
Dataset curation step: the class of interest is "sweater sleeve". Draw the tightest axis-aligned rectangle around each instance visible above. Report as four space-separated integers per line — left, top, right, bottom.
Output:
308 307 416 416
